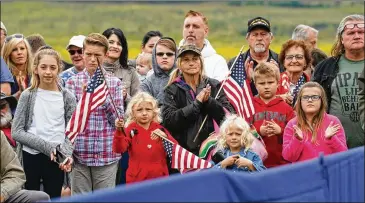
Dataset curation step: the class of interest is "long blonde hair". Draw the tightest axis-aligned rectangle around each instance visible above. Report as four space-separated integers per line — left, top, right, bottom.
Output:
124 92 161 127
294 82 328 143
1 36 32 77
216 114 253 152
167 52 205 86
29 49 63 90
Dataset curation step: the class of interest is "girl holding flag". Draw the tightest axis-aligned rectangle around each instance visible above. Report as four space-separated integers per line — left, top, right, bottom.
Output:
12 48 75 198
112 92 176 184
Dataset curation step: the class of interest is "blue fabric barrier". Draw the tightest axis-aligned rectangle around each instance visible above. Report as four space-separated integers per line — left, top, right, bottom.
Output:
322 146 364 202
54 147 364 202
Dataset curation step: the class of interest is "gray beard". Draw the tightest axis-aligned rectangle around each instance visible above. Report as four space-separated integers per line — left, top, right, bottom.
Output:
0 110 12 128
254 46 266 53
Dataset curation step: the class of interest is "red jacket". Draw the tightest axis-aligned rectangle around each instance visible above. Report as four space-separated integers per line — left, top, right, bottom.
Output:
250 97 295 168
113 122 174 184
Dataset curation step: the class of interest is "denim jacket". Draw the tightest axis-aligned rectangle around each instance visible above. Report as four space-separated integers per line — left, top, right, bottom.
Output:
212 148 266 173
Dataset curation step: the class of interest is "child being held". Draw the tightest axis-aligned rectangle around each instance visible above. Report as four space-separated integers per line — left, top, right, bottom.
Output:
213 115 266 172
112 92 176 184
136 52 152 82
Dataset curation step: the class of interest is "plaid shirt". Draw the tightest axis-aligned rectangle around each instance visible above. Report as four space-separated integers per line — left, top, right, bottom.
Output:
66 69 123 166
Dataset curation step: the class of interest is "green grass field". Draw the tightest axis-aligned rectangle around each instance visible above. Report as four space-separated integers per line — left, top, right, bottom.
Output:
1 1 363 63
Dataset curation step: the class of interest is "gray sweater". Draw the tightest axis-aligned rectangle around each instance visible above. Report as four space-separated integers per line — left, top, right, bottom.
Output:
11 87 76 164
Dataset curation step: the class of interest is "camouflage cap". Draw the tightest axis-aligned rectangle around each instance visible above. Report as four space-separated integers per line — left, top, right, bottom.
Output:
177 44 201 58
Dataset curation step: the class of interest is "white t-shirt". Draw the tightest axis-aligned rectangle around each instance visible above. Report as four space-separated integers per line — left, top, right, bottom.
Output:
23 88 65 155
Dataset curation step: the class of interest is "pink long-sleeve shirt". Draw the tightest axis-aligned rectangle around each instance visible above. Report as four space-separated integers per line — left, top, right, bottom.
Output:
282 113 348 162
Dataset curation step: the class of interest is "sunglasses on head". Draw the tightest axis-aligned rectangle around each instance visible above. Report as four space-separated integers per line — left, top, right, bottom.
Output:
5 34 24 43
344 23 365 30
68 49 83 55
156 52 175 57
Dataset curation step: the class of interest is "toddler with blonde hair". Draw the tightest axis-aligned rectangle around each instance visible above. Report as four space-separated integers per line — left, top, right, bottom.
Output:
136 52 152 82
112 92 176 183
213 115 266 172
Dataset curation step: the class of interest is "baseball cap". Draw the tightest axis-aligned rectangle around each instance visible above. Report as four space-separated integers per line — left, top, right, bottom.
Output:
1 21 7 34
247 17 271 33
66 35 86 50
177 44 201 58
0 92 17 112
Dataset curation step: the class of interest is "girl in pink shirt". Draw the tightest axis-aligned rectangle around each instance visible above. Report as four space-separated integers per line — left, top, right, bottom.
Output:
282 82 348 162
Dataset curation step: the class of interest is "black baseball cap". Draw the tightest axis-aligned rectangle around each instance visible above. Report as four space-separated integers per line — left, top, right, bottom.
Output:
0 92 17 112
247 17 271 33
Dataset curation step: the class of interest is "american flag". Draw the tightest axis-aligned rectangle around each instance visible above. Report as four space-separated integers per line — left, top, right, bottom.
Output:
223 55 255 120
66 68 109 144
162 138 212 173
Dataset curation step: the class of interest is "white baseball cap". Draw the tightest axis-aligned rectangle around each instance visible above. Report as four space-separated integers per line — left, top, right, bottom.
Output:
66 35 86 50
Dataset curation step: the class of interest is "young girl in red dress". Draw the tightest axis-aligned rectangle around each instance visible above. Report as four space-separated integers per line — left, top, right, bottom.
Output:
112 92 175 184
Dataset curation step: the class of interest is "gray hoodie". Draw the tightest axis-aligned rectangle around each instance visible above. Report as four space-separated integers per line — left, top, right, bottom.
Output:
140 38 177 106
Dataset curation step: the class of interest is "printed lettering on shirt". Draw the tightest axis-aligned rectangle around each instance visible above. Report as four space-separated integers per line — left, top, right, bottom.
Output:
335 72 360 122
254 111 287 123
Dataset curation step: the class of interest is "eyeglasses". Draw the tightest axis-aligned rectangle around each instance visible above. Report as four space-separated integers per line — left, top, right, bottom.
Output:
68 49 83 55
344 23 365 30
285 54 304 61
301 95 321 101
5 34 24 43
156 52 175 57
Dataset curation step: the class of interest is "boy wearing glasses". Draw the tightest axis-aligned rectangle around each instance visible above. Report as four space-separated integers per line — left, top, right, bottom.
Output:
59 35 86 87
313 14 364 149
249 62 294 168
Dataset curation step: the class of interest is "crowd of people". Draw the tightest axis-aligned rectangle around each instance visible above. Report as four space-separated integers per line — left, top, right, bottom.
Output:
0 10 364 202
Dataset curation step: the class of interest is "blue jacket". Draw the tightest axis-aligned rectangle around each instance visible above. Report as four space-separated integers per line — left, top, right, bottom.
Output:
212 148 266 173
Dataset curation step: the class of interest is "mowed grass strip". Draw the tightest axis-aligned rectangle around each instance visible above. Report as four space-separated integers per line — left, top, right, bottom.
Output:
1 1 362 62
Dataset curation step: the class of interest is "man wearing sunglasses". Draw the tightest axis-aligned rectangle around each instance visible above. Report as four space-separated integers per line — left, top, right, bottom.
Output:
313 14 364 149
59 35 86 87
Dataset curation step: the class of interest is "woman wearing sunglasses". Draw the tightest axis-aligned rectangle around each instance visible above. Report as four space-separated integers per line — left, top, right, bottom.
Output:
102 28 140 107
1 34 32 99
140 37 177 106
282 82 347 163
276 40 312 106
